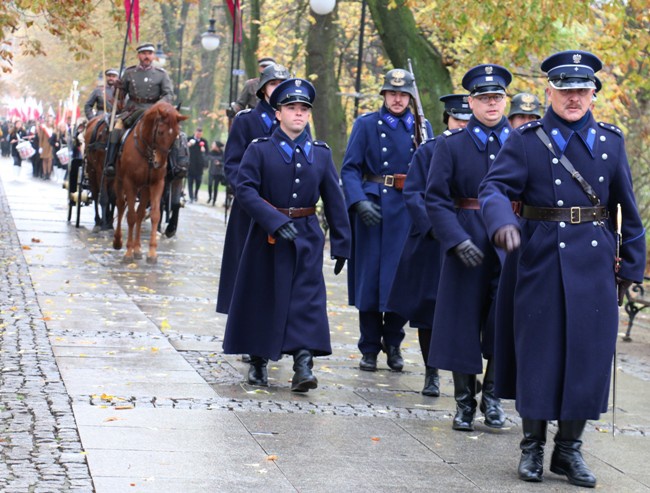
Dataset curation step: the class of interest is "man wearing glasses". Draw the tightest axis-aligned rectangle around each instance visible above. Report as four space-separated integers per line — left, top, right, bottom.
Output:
425 64 512 432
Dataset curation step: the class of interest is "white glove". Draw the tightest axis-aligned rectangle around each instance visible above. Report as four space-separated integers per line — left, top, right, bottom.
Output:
189 139 196 146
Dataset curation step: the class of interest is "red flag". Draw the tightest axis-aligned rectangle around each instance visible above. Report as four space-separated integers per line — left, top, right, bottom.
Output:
226 0 243 44
124 0 140 42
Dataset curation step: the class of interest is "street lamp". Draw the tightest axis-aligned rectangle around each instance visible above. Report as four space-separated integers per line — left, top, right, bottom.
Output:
201 15 220 51
155 43 167 67
309 0 336 15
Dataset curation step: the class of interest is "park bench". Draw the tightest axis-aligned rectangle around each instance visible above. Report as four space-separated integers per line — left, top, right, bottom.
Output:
623 276 650 341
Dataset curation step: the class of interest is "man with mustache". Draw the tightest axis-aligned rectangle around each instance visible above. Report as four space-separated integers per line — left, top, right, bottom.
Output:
341 69 432 373
479 50 645 487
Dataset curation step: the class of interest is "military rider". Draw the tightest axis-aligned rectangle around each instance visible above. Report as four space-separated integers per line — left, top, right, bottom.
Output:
84 68 119 120
104 42 175 177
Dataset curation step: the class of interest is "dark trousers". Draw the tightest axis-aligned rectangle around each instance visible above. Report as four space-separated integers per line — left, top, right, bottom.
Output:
358 310 406 354
187 174 201 201
208 174 219 204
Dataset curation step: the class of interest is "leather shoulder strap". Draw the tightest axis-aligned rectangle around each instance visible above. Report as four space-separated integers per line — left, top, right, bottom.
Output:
535 127 600 206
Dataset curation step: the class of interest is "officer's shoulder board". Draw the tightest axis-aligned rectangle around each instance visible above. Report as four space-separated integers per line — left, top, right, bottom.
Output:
251 137 269 144
313 140 330 150
154 67 168 74
518 120 543 133
441 128 464 138
235 108 253 118
124 65 137 72
598 121 624 137
421 137 436 146
358 112 374 119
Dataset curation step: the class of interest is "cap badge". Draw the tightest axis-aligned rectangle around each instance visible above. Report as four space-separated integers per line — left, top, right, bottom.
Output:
296 80 302 87
485 66 493 75
573 53 582 64
520 94 536 111
390 69 406 86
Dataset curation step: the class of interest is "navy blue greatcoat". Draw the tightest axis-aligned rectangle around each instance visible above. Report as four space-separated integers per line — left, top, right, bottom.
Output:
426 116 512 375
340 106 432 311
222 129 351 360
479 108 646 420
216 100 279 314
386 138 442 328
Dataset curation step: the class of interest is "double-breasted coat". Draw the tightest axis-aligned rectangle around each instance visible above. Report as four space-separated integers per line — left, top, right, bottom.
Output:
426 116 512 375
216 100 282 314
222 128 351 360
479 108 646 420
386 138 442 328
340 106 432 311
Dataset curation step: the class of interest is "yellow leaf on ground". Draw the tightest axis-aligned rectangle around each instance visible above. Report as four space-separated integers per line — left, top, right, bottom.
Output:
266 455 279 461
21 245 31 250
371 437 380 442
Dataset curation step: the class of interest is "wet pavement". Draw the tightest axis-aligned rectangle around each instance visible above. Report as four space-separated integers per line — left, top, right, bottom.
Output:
0 156 649 492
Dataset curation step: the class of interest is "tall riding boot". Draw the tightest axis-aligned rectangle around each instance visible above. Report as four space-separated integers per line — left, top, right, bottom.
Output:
247 356 268 387
422 367 440 397
480 358 506 428
550 420 596 488
103 129 122 177
518 419 547 482
164 204 180 238
291 349 318 392
452 372 477 431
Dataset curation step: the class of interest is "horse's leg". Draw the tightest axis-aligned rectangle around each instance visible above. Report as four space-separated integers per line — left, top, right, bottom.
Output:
133 188 149 260
146 179 165 264
113 180 124 250
124 181 138 262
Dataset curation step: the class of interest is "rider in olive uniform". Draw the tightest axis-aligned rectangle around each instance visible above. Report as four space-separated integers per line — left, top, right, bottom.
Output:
104 43 175 176
84 68 119 120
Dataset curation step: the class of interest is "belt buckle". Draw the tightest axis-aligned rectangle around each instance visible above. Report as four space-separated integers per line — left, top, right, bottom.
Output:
288 207 295 218
383 175 394 187
570 207 581 224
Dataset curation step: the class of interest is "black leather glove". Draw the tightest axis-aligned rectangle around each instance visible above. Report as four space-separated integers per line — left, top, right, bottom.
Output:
113 78 124 90
493 224 521 253
355 200 382 227
275 222 298 242
453 239 484 268
616 276 633 307
333 257 346 275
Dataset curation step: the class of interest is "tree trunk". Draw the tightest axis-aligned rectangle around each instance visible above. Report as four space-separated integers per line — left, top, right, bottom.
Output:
306 8 348 168
366 0 452 134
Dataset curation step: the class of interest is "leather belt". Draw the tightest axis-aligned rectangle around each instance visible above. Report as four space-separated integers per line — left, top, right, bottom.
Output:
364 174 407 191
276 206 316 218
454 197 521 214
130 96 158 104
521 205 608 224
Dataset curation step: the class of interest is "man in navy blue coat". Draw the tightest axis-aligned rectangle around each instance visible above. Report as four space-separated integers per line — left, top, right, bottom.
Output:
217 63 289 318
387 94 471 396
222 79 351 393
426 64 513 432
479 50 646 487
341 69 432 373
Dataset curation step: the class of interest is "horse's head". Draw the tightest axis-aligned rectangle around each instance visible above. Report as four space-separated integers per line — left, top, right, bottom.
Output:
145 101 189 168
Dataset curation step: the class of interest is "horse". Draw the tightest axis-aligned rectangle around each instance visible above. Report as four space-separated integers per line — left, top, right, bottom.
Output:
112 101 188 264
83 115 115 232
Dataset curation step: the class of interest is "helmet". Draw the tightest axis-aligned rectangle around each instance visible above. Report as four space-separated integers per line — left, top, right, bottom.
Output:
256 64 290 100
379 69 416 99
508 93 542 118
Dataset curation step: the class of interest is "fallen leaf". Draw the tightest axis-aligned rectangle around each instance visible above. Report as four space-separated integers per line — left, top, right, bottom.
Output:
21 245 31 250
115 405 134 410
31 238 41 243
371 437 380 442
103 417 124 422
266 455 279 461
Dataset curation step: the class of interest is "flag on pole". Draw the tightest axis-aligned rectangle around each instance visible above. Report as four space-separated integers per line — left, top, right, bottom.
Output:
226 0 243 44
124 0 140 42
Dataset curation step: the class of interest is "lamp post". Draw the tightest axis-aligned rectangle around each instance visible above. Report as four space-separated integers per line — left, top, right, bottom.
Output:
176 22 185 97
309 0 336 15
201 7 220 51
353 0 366 118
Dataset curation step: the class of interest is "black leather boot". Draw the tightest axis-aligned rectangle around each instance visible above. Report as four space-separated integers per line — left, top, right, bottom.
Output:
247 356 268 386
452 372 477 431
291 349 318 392
359 353 377 372
518 419 547 482
422 367 440 397
103 129 122 177
480 358 506 428
164 204 180 238
385 345 404 372
550 420 596 488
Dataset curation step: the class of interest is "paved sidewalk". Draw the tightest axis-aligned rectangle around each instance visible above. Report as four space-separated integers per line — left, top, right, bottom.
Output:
0 157 649 492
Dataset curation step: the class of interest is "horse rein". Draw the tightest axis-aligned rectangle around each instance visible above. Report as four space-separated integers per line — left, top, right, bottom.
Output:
132 113 174 170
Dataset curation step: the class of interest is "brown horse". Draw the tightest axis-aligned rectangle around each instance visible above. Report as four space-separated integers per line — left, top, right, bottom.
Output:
112 101 188 263
83 115 115 232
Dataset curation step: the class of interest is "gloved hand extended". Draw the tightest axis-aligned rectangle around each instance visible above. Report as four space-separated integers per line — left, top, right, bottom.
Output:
493 224 520 253
275 222 298 241
453 239 484 268
355 200 382 227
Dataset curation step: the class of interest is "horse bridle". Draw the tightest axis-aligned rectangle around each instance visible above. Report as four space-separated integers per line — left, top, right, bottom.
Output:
133 113 173 169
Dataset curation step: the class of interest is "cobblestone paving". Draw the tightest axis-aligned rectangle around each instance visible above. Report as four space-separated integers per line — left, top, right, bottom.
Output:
0 183 94 492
